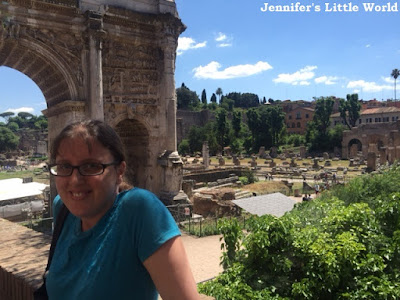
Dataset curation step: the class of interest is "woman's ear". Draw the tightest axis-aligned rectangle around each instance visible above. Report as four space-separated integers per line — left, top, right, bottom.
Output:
116 161 126 185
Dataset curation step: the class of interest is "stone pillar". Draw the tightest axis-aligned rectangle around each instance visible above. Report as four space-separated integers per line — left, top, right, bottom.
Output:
299 146 306 158
258 146 266 159
361 134 368 159
380 147 387 165
388 147 396 164
202 141 209 169
218 155 225 166
368 143 378 154
158 151 188 205
367 152 376 172
396 146 400 160
350 144 358 159
87 11 105 120
164 44 178 151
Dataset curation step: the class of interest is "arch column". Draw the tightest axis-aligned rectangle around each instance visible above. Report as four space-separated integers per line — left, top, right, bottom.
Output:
158 33 188 204
86 11 105 121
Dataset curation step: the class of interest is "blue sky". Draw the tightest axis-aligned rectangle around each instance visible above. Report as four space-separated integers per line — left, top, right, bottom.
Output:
1 0 399 116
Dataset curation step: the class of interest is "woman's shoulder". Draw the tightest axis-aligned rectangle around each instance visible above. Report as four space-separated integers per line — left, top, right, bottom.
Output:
118 187 162 208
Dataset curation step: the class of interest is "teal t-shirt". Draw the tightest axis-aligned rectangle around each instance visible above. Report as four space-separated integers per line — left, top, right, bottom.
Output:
46 188 181 300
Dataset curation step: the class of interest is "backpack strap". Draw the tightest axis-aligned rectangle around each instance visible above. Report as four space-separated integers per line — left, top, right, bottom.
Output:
45 204 69 272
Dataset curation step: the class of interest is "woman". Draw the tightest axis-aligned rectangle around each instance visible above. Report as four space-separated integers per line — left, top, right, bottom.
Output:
46 120 200 300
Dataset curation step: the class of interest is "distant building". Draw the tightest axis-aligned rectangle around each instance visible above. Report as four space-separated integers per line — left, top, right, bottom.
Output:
330 107 400 128
285 107 314 135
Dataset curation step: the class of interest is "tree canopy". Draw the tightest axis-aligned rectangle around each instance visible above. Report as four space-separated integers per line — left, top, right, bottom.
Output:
339 93 361 129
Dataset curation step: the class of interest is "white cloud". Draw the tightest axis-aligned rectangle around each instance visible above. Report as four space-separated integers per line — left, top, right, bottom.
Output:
177 37 207 55
215 32 227 42
315 75 338 85
217 43 232 48
215 32 232 48
193 61 273 80
382 76 394 84
5 107 35 114
347 80 392 93
365 44 371 48
273 66 317 85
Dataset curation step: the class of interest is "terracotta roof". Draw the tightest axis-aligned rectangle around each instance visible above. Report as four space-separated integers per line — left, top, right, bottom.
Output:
331 106 400 118
361 107 400 115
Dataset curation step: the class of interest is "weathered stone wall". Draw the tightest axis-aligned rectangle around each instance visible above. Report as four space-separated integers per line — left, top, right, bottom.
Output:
342 121 400 159
183 167 246 183
16 130 47 153
177 109 215 145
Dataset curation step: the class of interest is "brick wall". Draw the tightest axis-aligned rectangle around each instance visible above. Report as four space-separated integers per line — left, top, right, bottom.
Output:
0 219 50 300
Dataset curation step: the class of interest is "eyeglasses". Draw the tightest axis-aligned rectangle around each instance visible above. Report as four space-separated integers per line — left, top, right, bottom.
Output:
48 162 120 177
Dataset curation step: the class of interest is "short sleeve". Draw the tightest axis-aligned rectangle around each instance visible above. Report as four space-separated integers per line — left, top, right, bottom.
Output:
121 188 181 263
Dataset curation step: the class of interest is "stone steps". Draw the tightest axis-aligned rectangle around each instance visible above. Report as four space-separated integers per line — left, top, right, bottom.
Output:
235 190 253 199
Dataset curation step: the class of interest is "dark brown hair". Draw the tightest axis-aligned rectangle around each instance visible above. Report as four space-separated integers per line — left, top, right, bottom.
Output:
50 120 125 163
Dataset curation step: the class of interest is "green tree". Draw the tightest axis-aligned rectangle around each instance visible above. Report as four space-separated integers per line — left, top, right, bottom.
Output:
176 83 200 110
216 87 223 103
187 125 206 153
210 93 217 103
0 127 19 152
391 68 400 101
215 109 228 149
17 112 34 120
246 108 260 150
339 94 361 129
34 116 48 130
7 121 19 132
178 139 190 156
201 89 207 104
232 110 242 137
0 111 15 123
220 97 234 111
306 97 334 152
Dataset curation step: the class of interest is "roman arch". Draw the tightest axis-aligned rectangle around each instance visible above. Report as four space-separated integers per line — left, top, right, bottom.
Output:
0 0 187 204
342 121 400 163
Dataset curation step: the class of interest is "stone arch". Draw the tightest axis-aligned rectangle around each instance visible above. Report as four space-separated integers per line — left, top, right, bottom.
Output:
348 138 362 151
0 37 79 108
1 0 186 205
115 118 149 189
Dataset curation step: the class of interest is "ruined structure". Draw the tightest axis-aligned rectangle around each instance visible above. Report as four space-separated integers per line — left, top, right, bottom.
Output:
342 121 400 163
0 0 186 203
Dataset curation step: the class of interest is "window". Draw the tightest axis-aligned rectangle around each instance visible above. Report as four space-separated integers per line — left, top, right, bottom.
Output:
287 123 290 128
359 119 362 124
296 112 301 119
306 114 309 119
289 115 292 120
292 122 295 128
297 122 301 128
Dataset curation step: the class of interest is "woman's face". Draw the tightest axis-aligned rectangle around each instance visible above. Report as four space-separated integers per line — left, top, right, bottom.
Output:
55 136 125 231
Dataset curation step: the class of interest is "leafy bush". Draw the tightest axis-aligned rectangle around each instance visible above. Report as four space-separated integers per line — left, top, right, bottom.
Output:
199 164 400 299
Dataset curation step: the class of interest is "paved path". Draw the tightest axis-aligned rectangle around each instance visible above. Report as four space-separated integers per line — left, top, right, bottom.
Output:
181 233 224 284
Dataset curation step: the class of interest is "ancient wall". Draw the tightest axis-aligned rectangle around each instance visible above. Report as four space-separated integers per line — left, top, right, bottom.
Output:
342 121 400 160
176 109 215 145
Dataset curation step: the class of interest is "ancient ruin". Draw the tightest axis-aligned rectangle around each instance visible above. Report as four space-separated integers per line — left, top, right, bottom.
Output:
0 0 186 204
342 121 400 162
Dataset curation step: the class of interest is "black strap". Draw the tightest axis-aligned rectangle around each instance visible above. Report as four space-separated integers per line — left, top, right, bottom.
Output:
45 204 69 272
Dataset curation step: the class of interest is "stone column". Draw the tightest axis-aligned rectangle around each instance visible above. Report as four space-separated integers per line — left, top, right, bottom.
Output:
367 152 376 172
87 11 104 121
202 141 209 169
380 147 387 165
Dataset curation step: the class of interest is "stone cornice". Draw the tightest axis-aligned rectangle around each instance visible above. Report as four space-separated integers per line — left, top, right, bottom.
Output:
42 100 85 117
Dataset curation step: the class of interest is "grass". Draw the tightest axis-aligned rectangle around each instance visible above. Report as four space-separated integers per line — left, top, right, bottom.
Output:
0 170 50 184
